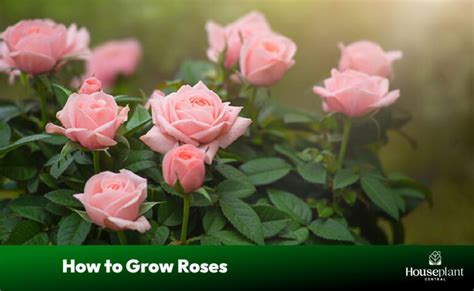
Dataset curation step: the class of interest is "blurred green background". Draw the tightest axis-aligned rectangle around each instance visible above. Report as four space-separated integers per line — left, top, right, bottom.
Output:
0 0 472 244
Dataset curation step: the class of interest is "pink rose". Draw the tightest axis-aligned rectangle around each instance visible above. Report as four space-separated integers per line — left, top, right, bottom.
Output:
79 76 102 94
313 69 400 117
162 144 205 194
74 169 151 233
240 33 296 86
46 79 129 150
338 41 402 77
140 81 251 164
0 19 89 75
84 39 142 87
206 11 271 68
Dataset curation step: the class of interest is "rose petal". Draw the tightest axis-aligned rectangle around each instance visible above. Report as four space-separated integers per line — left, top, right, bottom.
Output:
105 216 151 233
140 126 179 154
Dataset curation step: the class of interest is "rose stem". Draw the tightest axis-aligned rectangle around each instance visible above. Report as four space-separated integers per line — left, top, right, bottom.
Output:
38 92 48 126
336 117 352 171
92 151 100 174
117 231 127 245
180 194 191 244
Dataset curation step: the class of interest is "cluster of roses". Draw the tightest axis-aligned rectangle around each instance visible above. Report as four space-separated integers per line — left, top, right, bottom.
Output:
0 19 141 87
0 11 402 241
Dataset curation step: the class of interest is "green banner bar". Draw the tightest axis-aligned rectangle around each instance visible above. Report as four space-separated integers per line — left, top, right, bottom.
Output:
0 246 472 289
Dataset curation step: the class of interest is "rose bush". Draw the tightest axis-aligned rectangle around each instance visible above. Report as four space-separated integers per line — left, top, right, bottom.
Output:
0 13 428 246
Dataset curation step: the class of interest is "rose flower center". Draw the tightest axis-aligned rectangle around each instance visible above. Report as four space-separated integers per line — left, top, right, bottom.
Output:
263 41 280 53
189 96 211 107
178 151 193 160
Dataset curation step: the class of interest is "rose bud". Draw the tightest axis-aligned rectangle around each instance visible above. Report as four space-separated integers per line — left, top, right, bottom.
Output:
162 144 205 194
78 76 102 94
140 81 251 164
46 79 129 150
84 39 142 87
0 19 89 75
338 40 402 78
206 11 271 68
313 69 400 117
240 33 296 86
74 169 151 233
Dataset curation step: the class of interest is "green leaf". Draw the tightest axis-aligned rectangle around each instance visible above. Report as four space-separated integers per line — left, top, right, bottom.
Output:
57 213 91 245
0 105 21 121
203 208 226 234
50 154 74 179
0 121 11 147
150 226 170 245
0 165 37 181
157 199 182 227
214 163 250 182
210 230 253 245
125 104 151 134
176 59 214 85
274 144 304 166
342 190 357 206
200 235 222 245
0 134 50 158
219 194 264 245
52 83 72 107
215 179 255 199
315 202 334 218
60 141 81 160
308 218 354 242
69 209 92 223
253 205 291 238
193 187 212 202
240 158 291 186
23 232 49 245
333 169 359 189
125 160 157 172
9 197 51 225
267 189 312 225
6 220 43 245
114 95 144 104
45 189 82 208
138 201 163 216
360 176 399 220
297 162 326 184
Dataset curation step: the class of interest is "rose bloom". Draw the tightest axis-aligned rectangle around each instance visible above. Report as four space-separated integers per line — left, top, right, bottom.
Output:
46 78 129 150
206 11 271 68
140 81 251 164
338 40 402 78
74 169 151 233
162 144 206 194
0 19 89 75
84 39 142 87
313 69 400 117
240 33 296 86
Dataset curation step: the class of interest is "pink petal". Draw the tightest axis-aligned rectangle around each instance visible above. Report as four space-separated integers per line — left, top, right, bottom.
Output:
371 89 400 108
45 123 66 135
217 117 252 148
199 140 220 164
140 126 179 154
105 216 151 233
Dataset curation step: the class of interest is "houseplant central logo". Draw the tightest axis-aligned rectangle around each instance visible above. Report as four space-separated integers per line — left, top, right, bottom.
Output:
405 250 464 282
429 251 441 266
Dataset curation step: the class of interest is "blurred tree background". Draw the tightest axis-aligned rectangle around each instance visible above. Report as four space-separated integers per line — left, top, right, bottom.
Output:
0 0 472 244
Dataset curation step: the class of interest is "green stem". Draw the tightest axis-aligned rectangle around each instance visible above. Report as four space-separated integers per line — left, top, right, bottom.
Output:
180 194 191 243
38 89 48 126
336 117 352 171
117 231 127 245
92 151 100 174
